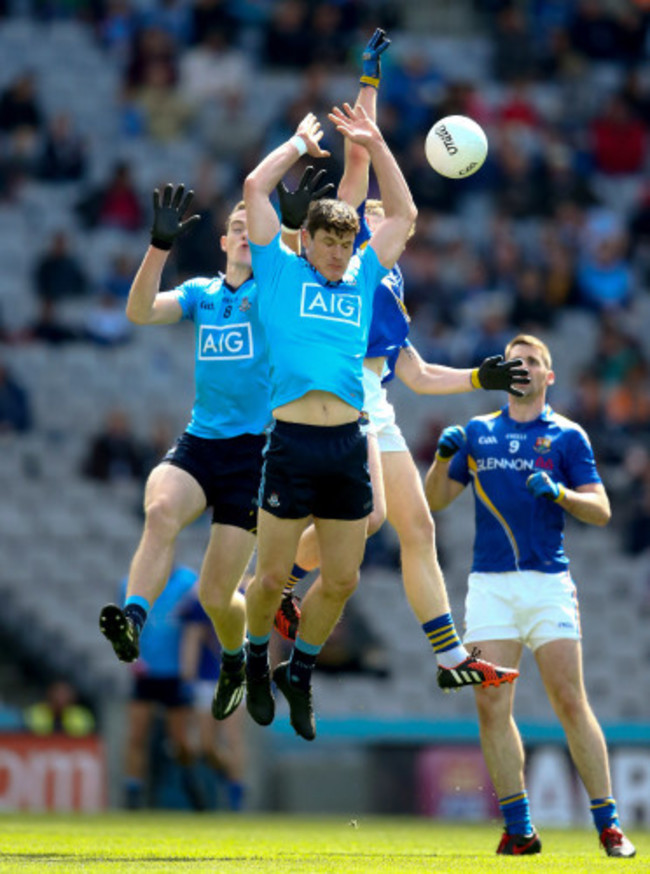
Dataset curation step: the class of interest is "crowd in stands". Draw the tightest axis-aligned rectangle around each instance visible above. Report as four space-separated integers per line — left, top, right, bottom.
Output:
0 0 649 569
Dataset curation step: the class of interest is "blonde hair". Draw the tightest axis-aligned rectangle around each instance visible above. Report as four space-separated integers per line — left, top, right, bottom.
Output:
506 333 552 369
365 198 416 240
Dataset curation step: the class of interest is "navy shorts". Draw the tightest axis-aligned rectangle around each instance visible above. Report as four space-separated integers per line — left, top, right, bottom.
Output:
132 676 192 708
259 419 373 520
163 431 265 532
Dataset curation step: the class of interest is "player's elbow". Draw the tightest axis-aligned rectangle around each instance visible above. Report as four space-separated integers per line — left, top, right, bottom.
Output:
243 170 264 204
125 303 149 325
594 504 612 527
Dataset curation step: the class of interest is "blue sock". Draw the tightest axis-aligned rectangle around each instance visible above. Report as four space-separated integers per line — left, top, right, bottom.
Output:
288 636 321 690
590 797 619 832
124 595 150 631
226 780 245 812
284 564 309 593
500 791 534 836
422 612 467 665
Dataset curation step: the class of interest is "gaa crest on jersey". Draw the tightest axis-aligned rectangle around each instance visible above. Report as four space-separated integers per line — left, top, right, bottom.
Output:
198 323 253 360
533 436 552 454
267 492 280 508
300 283 361 326
239 297 251 312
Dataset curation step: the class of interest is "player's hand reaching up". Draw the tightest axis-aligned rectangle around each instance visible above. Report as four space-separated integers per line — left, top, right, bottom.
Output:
329 103 382 149
294 113 331 159
360 28 391 89
151 184 200 251
276 166 335 231
436 425 466 461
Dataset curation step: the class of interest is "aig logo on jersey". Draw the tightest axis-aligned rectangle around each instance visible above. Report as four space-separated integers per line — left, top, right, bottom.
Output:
301 283 361 326
199 323 253 360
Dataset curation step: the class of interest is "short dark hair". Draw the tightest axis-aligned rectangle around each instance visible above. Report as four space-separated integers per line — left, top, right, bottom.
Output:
305 198 359 238
225 200 246 232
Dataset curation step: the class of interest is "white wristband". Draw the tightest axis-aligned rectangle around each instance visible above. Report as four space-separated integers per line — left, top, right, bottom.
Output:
289 135 307 157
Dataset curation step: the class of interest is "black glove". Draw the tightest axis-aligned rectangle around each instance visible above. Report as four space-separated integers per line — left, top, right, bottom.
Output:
276 166 335 231
473 355 530 397
150 183 201 251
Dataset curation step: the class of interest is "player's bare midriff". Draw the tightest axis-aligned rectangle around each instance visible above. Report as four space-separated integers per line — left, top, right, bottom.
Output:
363 355 385 377
274 390 359 426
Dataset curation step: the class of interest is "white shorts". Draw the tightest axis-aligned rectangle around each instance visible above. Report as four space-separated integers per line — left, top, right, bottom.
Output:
464 569 581 652
193 679 216 713
361 367 408 453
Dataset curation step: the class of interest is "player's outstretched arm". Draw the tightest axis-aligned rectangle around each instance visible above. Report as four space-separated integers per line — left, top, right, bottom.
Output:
244 113 330 247
424 426 467 511
338 28 390 208
126 183 200 326
395 347 530 396
329 102 416 269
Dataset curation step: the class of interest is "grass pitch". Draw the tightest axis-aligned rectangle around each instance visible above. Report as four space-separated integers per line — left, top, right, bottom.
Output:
0 813 647 873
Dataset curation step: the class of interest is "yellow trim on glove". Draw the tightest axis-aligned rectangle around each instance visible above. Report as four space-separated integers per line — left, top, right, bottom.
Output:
470 368 481 390
360 75 380 89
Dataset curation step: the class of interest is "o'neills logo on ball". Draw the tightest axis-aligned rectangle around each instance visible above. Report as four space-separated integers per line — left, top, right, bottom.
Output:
435 124 458 155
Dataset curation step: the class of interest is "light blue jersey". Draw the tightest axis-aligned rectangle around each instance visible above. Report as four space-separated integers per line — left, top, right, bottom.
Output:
174 274 271 438
448 405 602 574
119 566 198 676
249 233 388 411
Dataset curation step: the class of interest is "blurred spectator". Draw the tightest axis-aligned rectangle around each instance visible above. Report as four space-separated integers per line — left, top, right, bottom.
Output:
140 416 175 478
179 27 251 108
83 293 133 346
615 444 650 557
491 6 539 82
100 252 137 301
140 0 193 47
262 0 311 68
0 72 43 138
75 161 144 231
383 45 443 136
82 408 144 482
134 59 195 141
575 234 633 313
189 0 240 46
0 361 33 433
37 112 87 182
316 597 390 678
308 3 350 66
567 0 623 62
605 359 650 436
20 298 83 345
509 265 557 332
24 680 95 737
125 26 178 90
199 88 262 163
33 231 89 302
589 93 646 177
591 318 644 387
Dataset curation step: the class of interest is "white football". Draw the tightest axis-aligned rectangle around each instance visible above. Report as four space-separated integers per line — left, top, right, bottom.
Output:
425 115 488 179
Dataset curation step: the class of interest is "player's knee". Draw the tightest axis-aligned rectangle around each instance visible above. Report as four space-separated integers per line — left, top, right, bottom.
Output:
395 510 435 548
256 570 286 597
143 496 183 539
322 572 359 602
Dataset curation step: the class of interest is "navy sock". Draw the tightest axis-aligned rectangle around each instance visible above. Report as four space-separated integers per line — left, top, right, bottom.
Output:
246 635 270 677
124 603 147 632
221 647 245 673
288 637 321 691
